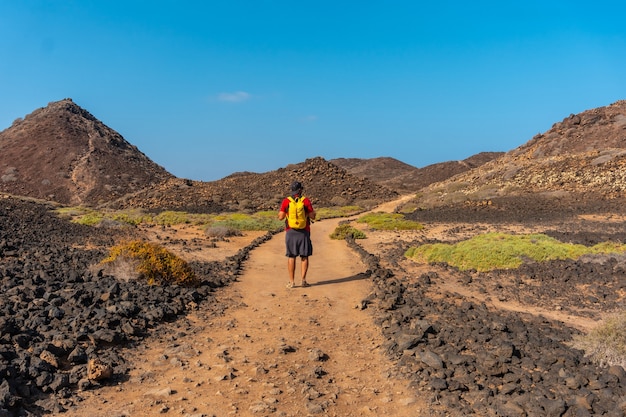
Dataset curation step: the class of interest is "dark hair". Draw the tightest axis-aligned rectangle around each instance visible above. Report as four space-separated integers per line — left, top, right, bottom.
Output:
290 181 303 194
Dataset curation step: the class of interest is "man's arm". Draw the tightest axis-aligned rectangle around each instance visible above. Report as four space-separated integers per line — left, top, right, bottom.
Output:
278 198 288 220
306 199 316 220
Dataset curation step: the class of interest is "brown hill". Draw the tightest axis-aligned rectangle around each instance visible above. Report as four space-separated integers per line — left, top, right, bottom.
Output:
105 157 399 212
414 99 626 209
0 98 173 205
331 153 503 193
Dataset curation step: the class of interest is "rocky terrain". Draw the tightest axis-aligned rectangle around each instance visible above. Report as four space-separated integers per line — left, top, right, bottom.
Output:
3 191 626 416
0 195 274 415
355 195 626 416
0 99 500 213
1 98 626 415
103 157 399 213
413 100 626 209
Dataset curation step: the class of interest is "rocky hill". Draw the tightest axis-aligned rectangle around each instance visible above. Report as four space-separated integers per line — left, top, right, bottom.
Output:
0 99 173 206
4 98 626 214
415 100 626 209
105 157 399 212
0 100 398 212
332 152 503 193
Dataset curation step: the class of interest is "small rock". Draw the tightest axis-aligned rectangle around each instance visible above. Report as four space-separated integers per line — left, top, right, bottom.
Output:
419 349 444 369
39 350 59 368
87 358 113 381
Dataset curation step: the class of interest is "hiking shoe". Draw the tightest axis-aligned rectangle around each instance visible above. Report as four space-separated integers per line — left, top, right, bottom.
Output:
301 281 310 287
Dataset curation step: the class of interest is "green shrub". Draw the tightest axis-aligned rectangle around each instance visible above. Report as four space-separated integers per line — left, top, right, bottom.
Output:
405 233 626 272
55 206 90 218
210 212 283 231
330 224 367 240
153 211 191 225
76 211 105 226
102 240 198 287
57 204 294 231
357 212 423 231
111 209 151 226
316 206 364 220
56 206 151 226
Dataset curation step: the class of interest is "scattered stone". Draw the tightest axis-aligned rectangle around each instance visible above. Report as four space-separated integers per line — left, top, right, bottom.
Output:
0 196 273 415
39 350 59 368
305 402 325 414
146 387 174 397
308 349 329 362
418 350 444 370
87 359 113 381
278 344 296 354
399 397 417 406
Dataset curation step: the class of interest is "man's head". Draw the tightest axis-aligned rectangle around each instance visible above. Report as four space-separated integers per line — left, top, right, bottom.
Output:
290 181 303 195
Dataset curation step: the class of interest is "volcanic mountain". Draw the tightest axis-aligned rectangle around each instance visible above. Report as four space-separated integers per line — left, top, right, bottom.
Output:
414 99 626 209
6 98 625 214
0 99 400 212
0 99 173 206
332 152 503 193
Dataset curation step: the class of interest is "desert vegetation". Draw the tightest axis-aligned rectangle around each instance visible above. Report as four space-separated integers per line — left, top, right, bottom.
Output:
356 211 423 231
57 204 370 232
573 311 626 369
57 207 285 231
3 99 626 415
315 205 364 219
101 240 199 287
404 232 626 272
329 223 367 240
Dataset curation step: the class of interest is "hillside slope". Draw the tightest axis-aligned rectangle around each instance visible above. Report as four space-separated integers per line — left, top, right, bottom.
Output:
106 157 399 212
332 153 503 193
0 99 173 205
414 100 626 209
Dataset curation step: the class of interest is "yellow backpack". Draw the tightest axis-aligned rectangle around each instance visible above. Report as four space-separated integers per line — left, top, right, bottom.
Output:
287 196 307 229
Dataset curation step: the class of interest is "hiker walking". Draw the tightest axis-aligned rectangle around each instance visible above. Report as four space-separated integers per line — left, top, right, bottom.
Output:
278 181 316 288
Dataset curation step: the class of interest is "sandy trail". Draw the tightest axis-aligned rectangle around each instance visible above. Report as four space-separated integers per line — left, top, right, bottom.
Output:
64 200 428 416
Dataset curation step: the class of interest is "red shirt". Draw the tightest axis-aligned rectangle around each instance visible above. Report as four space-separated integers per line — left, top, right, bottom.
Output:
280 194 314 231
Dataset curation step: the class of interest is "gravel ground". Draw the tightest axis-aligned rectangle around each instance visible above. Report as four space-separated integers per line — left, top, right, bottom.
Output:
3 193 626 416
0 196 272 415
354 193 626 416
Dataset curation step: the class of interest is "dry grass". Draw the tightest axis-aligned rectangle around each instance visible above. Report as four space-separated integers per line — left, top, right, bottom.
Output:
572 311 626 368
101 240 199 287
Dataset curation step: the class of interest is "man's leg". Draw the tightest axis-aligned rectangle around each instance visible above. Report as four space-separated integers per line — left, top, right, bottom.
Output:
287 256 296 287
301 256 309 286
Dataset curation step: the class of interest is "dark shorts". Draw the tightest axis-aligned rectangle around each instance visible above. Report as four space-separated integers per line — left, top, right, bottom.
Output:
285 228 313 258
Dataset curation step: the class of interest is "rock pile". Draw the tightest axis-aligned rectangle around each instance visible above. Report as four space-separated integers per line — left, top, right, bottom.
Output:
0 196 273 415
106 157 399 212
348 237 626 416
406 192 626 225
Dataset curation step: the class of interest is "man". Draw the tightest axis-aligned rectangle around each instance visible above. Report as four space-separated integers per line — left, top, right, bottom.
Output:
278 181 316 288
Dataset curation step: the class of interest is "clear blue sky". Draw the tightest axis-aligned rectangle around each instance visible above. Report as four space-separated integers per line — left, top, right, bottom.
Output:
1 1 625 181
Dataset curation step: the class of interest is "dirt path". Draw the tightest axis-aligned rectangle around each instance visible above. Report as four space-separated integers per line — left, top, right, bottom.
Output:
64 200 429 416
